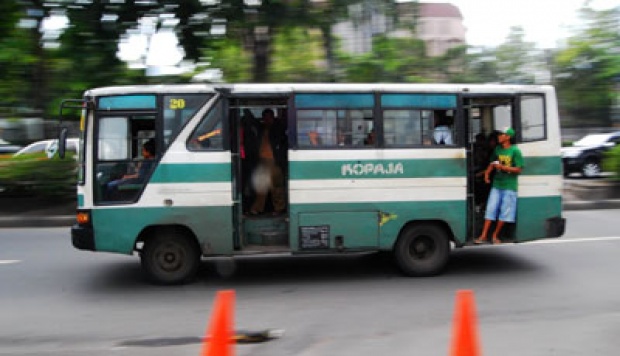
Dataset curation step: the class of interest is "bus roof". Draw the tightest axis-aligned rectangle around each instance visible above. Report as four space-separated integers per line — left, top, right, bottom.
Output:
84 83 554 97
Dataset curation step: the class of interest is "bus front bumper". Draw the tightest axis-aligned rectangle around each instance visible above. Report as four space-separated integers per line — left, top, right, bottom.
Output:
546 216 566 238
72 224 95 251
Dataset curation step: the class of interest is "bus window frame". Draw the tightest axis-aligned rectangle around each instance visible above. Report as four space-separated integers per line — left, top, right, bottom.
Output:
517 93 547 143
290 91 378 150
92 96 160 205
380 92 460 149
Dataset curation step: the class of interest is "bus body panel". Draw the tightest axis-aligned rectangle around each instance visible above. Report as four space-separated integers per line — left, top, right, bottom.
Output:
289 200 467 251
91 205 233 254
288 148 468 248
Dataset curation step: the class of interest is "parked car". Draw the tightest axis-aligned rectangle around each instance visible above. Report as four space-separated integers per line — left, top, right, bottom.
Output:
0 139 22 155
561 131 620 177
13 138 79 159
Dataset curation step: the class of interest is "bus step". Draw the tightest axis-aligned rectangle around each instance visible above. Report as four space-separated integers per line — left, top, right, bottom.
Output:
260 231 288 245
238 245 291 254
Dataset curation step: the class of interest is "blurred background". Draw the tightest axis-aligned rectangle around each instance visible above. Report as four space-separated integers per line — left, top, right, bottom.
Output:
0 0 619 203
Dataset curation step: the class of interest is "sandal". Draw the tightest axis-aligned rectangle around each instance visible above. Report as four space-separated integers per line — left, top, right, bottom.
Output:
473 238 486 244
492 239 502 245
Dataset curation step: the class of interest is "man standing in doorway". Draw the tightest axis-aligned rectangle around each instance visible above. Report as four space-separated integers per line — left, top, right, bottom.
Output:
475 127 523 244
249 109 287 215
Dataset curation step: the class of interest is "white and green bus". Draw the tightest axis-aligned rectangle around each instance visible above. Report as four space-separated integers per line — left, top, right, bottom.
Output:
60 83 566 284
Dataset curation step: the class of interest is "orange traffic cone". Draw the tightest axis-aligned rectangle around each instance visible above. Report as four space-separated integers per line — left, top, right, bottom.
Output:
449 290 481 356
201 290 236 356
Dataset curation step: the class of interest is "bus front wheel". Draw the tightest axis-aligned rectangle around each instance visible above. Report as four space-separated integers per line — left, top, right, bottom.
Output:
140 232 201 285
394 224 450 277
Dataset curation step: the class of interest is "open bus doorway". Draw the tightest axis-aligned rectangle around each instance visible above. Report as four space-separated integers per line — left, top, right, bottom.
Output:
228 98 290 252
464 96 516 241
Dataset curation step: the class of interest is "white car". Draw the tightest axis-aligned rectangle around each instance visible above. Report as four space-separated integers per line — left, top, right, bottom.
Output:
13 138 79 159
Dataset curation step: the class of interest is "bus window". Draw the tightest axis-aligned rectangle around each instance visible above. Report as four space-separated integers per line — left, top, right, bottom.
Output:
95 115 156 203
163 94 212 149
383 109 434 146
98 117 129 160
188 99 224 151
493 105 512 132
294 93 374 148
297 109 373 148
520 95 546 142
381 93 457 147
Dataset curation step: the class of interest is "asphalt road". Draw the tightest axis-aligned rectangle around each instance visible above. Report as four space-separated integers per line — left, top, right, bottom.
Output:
1 209 619 356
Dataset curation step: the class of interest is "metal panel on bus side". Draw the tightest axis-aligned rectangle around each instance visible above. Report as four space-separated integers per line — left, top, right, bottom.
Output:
298 212 379 250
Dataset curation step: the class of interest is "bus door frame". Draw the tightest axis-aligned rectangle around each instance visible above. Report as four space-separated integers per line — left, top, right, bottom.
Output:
460 93 518 240
220 93 244 250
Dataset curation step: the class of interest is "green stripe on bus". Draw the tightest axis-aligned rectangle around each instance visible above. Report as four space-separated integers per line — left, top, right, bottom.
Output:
289 156 562 180
289 158 467 179
77 194 84 207
145 156 560 183
524 156 562 175
150 163 231 183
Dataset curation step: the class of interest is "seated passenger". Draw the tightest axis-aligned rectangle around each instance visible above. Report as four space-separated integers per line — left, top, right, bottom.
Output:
106 139 156 198
363 130 376 146
308 131 321 146
433 111 453 145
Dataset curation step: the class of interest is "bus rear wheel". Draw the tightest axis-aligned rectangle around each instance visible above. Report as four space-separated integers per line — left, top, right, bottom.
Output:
140 232 201 285
394 224 450 276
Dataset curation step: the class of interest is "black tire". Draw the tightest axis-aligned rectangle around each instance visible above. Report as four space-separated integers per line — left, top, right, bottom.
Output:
394 224 450 277
581 159 601 178
140 231 201 285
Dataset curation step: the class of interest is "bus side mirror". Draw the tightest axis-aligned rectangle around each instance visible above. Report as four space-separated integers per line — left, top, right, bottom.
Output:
58 128 68 159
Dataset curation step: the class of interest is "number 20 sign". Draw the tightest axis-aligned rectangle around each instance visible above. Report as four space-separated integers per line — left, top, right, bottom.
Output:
169 98 186 110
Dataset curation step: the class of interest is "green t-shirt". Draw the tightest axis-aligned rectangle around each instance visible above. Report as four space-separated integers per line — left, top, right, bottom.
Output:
490 145 524 191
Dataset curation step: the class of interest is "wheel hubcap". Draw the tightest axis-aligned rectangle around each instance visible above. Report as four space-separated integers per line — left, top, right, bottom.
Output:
409 235 435 260
155 243 184 272
583 163 600 177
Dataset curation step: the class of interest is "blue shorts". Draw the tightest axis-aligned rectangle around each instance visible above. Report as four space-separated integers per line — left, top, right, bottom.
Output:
484 188 517 222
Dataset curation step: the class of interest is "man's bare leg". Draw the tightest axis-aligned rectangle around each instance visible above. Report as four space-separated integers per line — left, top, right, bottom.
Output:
492 220 505 244
475 219 493 243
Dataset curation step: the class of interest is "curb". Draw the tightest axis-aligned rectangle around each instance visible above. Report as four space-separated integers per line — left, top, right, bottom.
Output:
562 200 620 211
0 216 75 228
1 200 620 228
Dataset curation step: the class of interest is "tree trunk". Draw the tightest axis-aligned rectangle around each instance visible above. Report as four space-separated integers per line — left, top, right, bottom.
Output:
321 24 336 82
252 27 271 83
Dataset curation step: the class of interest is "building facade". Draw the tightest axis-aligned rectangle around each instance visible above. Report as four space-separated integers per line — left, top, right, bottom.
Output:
333 1 466 57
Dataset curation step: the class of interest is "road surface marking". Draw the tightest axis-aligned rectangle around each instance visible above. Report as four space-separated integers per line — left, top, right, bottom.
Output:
0 260 21 265
530 236 620 244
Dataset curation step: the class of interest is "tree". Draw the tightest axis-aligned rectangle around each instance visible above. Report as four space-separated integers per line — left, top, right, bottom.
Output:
494 26 539 84
0 1 51 116
271 27 325 82
554 6 620 127
200 37 252 82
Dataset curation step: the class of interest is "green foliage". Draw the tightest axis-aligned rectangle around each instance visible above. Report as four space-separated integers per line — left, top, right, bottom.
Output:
602 145 620 181
336 35 431 83
202 38 252 82
0 153 77 197
0 25 39 111
553 7 620 126
0 0 19 39
0 0 617 131
494 26 538 84
271 28 326 82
